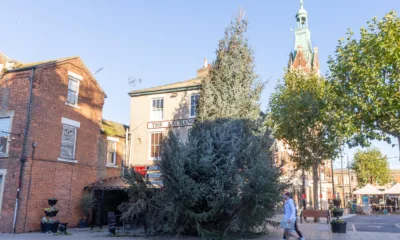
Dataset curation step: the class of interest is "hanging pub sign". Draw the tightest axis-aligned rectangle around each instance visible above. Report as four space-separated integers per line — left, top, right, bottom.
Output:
147 118 195 129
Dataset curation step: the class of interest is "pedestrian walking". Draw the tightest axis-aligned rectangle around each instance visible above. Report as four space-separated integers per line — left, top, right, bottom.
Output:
282 192 304 240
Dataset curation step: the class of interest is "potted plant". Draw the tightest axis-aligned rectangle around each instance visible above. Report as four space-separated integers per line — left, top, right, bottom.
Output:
40 217 60 233
331 219 347 233
41 217 51 233
45 207 59 217
333 208 344 217
333 198 342 208
48 197 58 206
78 192 96 228
44 208 52 217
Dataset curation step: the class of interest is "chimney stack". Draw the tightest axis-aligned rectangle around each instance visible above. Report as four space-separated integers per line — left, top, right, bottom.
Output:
203 58 208 68
197 58 210 78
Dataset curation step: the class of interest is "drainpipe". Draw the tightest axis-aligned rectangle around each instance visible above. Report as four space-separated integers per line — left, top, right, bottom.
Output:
122 128 129 176
12 67 35 234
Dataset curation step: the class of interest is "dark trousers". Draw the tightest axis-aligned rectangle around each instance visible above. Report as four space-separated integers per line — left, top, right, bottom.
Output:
283 220 303 239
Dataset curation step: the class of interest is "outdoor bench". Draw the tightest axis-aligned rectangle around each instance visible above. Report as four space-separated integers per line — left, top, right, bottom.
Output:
300 209 330 224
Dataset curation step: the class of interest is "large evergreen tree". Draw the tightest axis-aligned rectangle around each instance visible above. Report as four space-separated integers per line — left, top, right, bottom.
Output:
197 10 263 122
159 119 283 238
155 10 284 238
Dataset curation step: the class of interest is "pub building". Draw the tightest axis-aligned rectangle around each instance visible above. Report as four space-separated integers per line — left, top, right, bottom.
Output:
127 60 210 183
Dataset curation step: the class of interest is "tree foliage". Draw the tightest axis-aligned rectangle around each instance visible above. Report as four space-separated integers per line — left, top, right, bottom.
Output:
158 119 284 238
328 11 400 148
120 10 284 239
79 192 96 220
352 148 392 187
197 10 263 122
119 169 163 233
269 69 344 209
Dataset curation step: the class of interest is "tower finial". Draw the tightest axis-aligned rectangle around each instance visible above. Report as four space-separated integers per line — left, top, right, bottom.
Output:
300 0 304 9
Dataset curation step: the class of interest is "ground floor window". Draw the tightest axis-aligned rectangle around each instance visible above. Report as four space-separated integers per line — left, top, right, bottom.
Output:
149 132 162 160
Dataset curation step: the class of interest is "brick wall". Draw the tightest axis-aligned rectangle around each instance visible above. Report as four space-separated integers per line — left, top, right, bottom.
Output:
0 57 106 232
97 134 125 180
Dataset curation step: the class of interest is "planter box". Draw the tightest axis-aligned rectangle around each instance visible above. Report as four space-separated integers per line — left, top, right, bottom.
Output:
331 222 347 233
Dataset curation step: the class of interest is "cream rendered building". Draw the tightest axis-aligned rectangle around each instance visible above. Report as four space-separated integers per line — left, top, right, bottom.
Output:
128 62 209 170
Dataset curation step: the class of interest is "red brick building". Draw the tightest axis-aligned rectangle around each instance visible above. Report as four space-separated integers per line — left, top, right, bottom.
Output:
0 52 126 233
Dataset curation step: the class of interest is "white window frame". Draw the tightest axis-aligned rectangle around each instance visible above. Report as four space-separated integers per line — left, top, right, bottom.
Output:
149 131 162 160
344 176 349 185
189 94 200 117
65 71 83 108
0 169 7 213
106 136 119 167
58 118 80 163
0 111 14 158
150 97 164 121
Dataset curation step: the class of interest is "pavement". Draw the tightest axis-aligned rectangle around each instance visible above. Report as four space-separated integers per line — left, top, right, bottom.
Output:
1 214 400 240
344 213 400 233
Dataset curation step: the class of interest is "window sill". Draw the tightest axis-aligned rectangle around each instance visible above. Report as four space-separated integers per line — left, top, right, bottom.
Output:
106 164 118 168
65 102 81 109
0 154 9 159
58 158 78 163
148 158 161 161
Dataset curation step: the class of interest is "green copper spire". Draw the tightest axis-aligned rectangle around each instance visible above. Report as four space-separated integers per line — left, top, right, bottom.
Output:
294 0 312 61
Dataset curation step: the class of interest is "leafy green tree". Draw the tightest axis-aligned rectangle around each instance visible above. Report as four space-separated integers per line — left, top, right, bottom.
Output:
269 69 344 210
158 119 284 238
197 10 263 122
352 148 392 187
328 11 400 150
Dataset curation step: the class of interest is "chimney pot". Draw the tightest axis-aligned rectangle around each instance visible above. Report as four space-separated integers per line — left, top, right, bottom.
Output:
203 58 208 68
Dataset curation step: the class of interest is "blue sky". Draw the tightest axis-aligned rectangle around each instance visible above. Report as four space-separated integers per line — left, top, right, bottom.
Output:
1 0 400 168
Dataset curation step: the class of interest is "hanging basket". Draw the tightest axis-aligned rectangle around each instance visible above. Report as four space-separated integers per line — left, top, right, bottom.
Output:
51 210 59 217
48 199 58 206
333 210 344 217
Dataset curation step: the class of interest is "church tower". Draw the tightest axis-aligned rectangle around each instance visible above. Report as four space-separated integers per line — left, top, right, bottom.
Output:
288 0 320 73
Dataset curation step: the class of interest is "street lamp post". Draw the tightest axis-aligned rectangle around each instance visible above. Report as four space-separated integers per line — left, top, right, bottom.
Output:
331 158 335 199
347 155 352 201
341 153 345 208
301 170 306 210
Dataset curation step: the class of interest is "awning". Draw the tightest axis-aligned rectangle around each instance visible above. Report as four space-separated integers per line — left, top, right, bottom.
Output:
383 183 400 195
84 176 129 191
353 184 383 195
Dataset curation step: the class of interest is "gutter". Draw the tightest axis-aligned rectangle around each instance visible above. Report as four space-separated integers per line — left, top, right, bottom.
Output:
128 85 201 97
12 67 35 234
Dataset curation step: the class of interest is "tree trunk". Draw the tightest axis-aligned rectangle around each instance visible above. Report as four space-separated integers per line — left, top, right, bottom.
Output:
312 161 319 222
